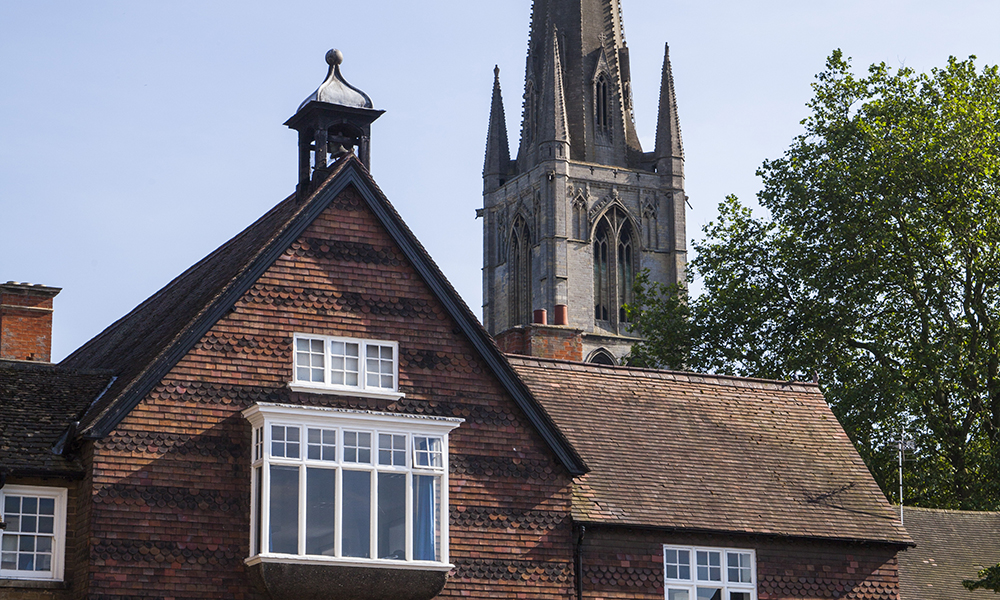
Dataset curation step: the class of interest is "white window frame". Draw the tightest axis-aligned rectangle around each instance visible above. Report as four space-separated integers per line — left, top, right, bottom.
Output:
663 545 756 600
243 403 462 571
0 485 67 581
290 334 404 400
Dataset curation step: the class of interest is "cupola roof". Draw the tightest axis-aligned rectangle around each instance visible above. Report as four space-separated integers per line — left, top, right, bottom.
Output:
298 49 374 111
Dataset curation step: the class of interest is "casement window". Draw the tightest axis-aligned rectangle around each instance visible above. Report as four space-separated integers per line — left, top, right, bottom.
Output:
290 334 401 398
0 486 67 581
663 545 756 600
243 403 462 570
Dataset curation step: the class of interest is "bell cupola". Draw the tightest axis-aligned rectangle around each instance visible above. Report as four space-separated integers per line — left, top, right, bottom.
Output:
285 49 384 196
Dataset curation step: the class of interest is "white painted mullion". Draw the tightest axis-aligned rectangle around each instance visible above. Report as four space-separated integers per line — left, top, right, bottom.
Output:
440 436 450 564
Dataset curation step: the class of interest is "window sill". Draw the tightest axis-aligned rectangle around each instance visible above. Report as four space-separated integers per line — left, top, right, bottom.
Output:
288 384 405 401
0 578 68 589
246 555 452 572
246 557 449 600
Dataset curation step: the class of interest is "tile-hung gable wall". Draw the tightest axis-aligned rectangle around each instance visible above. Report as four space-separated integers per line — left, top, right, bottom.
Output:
84 185 575 598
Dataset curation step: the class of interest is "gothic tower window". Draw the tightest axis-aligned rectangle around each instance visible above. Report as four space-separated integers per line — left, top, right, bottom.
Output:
594 220 611 321
592 207 635 328
595 74 611 141
509 216 532 327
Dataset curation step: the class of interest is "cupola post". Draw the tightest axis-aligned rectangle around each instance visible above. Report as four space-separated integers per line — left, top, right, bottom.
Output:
285 49 384 198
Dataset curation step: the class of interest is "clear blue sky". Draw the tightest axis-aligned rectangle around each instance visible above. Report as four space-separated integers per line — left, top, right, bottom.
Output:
3 0 999 361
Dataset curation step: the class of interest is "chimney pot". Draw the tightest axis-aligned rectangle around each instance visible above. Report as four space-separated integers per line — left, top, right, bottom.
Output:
554 304 568 325
533 309 547 325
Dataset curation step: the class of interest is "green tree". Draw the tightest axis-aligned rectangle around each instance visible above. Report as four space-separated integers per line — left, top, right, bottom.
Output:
964 563 1000 593
628 52 1000 509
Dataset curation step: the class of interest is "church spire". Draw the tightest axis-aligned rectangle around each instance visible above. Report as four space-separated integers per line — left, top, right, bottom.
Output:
483 66 511 194
517 0 640 170
654 43 684 190
535 25 571 162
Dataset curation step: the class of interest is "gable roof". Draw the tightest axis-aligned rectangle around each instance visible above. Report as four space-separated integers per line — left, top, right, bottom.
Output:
60 156 585 475
509 356 911 545
0 360 113 477
897 507 1000 600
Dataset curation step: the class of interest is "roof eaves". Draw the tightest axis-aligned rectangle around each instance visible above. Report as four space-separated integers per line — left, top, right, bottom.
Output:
572 519 914 547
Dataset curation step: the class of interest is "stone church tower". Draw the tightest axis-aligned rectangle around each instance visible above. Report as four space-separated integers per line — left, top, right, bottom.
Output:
481 0 686 363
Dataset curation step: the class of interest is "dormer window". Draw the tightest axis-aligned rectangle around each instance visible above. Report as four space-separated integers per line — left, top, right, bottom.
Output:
291 334 401 398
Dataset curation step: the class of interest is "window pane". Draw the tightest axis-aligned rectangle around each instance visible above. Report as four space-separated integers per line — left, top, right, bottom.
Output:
666 548 691 581
697 588 722 600
345 431 372 464
4 496 18 513
38 498 54 515
295 337 325 383
668 591 690 600
331 342 360 387
379 434 406 466
697 550 722 581
38 516 54 534
307 428 337 462
269 465 299 554
727 552 752 583
306 468 336 556
414 436 443 468
378 473 406 560
342 471 371 558
414 475 441 561
729 593 751 600
365 344 395 390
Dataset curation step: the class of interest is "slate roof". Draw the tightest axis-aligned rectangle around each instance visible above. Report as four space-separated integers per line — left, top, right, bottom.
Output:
0 360 113 477
508 356 911 545
59 155 585 474
897 507 1000 600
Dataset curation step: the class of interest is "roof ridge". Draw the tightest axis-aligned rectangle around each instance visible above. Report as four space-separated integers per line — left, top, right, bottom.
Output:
902 505 1000 515
505 354 822 392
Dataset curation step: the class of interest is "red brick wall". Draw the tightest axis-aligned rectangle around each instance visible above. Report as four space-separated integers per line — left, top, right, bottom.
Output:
0 286 57 362
496 325 584 361
83 185 576 598
578 528 901 600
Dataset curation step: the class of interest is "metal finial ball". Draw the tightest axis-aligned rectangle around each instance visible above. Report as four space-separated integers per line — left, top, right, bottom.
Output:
326 49 344 66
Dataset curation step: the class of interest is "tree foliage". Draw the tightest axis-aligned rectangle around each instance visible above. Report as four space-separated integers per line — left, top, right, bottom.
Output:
628 52 1000 509
964 563 1000 593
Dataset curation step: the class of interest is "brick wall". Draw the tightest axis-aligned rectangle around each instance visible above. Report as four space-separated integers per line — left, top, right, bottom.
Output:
82 185 576 598
578 527 901 600
0 283 60 362
496 325 584 361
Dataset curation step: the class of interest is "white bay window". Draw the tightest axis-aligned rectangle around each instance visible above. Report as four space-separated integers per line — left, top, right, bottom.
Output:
244 403 461 570
663 545 756 600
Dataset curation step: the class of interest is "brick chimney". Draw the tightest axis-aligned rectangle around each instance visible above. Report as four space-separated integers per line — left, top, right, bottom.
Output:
495 304 584 362
0 281 61 362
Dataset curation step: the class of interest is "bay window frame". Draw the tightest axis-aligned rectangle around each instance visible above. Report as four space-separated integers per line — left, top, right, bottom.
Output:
244 403 461 571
